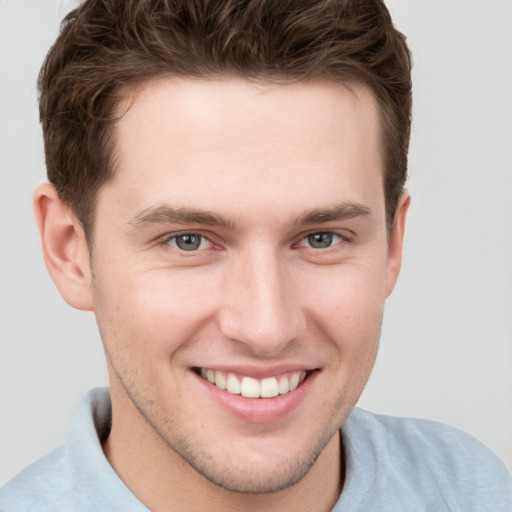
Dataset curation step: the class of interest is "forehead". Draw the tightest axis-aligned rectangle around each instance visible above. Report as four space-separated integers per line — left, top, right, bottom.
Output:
115 76 381 155
101 77 384 225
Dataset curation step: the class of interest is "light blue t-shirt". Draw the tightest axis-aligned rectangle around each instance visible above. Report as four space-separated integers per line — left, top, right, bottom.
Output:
1 388 511 511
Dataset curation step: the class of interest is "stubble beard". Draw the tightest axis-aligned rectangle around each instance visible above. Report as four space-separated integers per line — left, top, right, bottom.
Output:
107 354 345 494
93 275 380 497
99 328 377 496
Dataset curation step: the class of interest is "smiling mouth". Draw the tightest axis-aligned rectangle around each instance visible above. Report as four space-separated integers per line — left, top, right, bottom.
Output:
195 368 309 398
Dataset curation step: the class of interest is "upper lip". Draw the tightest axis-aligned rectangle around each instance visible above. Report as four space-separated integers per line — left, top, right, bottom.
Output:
192 364 319 379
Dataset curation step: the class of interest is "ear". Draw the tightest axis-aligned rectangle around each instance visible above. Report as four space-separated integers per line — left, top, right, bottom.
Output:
385 192 410 297
34 183 94 311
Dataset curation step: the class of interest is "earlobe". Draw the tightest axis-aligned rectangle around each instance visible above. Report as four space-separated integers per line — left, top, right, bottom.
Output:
385 192 410 297
34 183 94 311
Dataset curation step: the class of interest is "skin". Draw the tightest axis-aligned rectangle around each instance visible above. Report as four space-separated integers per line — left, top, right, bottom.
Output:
35 77 409 512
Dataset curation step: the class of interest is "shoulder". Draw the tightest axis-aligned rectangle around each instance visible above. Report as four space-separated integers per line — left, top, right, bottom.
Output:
0 446 76 512
0 388 147 512
339 408 512 511
0 388 110 512
347 407 510 474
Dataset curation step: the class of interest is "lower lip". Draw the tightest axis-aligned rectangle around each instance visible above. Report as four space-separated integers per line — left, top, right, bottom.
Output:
193 371 318 424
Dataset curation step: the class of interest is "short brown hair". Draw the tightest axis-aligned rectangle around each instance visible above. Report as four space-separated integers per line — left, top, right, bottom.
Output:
38 0 412 235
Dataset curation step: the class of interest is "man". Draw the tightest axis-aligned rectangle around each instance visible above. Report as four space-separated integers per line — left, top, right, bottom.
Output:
1 0 511 510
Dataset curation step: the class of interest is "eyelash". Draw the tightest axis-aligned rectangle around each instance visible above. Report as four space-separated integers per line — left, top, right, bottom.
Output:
161 232 214 252
160 230 348 253
295 231 346 250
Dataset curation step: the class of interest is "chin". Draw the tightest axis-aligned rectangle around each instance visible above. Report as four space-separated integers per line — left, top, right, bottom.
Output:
161 420 340 495
188 452 317 494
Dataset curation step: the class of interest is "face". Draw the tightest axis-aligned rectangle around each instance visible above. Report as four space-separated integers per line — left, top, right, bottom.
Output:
88 77 405 493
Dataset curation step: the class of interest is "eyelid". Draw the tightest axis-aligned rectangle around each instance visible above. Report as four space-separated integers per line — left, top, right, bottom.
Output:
159 230 215 251
295 229 350 248
156 228 352 252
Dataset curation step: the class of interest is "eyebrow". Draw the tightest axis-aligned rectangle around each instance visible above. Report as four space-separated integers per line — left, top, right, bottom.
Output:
129 201 372 231
129 205 237 230
294 203 372 226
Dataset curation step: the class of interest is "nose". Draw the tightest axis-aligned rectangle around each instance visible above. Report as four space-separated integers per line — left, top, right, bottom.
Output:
218 247 305 357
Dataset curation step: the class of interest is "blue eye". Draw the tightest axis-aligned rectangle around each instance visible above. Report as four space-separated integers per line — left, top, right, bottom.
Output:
304 232 343 249
168 234 210 251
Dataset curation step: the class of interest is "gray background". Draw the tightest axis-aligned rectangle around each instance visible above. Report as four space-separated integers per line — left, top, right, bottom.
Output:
1 0 511 484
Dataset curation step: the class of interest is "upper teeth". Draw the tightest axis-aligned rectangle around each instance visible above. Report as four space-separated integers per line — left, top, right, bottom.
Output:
200 369 307 398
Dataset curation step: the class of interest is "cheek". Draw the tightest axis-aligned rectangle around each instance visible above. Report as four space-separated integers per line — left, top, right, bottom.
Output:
94 265 218 356
302 262 387 351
